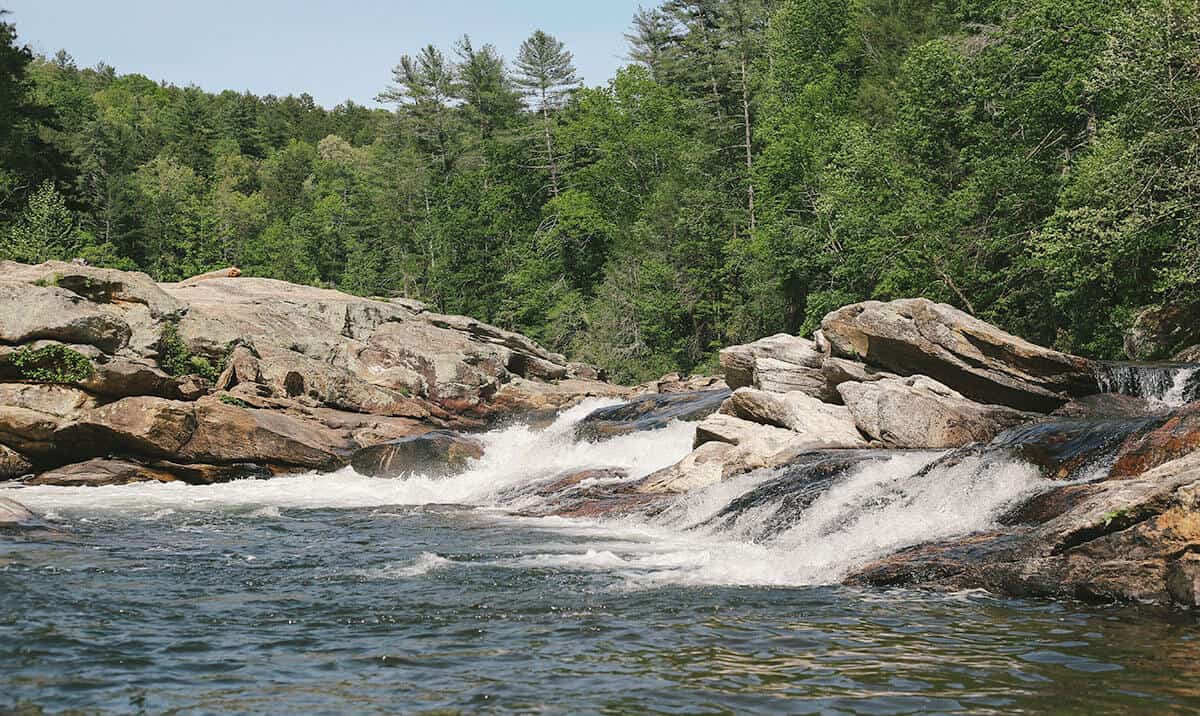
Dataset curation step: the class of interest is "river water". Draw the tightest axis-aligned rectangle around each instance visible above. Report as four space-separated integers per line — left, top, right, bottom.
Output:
3 401 1200 714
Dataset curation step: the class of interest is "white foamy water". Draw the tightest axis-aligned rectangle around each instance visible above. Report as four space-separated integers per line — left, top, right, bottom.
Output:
1 399 692 515
1094 363 1200 409
0 397 1048 588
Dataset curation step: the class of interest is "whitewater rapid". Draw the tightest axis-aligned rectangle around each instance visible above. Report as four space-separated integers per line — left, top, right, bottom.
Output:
0 398 1049 588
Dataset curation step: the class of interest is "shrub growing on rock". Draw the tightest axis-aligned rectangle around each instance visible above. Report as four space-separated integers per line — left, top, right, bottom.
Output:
158 323 224 382
9 345 93 384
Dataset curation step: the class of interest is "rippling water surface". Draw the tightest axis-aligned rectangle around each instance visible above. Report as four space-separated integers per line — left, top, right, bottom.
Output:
3 401 1200 714
4 501 1200 714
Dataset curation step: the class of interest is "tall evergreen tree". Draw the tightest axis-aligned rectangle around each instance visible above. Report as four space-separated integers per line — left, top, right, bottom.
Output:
514 30 579 197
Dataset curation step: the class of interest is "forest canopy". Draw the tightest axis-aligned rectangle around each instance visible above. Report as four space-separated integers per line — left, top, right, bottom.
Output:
1 1 1198 381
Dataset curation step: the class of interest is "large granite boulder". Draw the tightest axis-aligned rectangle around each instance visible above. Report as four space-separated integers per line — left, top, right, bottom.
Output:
161 275 613 417
724 388 866 447
838 376 1035 449
1 261 182 355
719 334 834 400
821 299 1095 412
0 283 131 354
1124 303 1200 361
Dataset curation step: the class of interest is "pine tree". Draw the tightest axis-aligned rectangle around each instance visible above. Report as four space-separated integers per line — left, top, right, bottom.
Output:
514 30 579 197
626 7 682 84
1 180 76 263
378 45 460 174
454 35 522 137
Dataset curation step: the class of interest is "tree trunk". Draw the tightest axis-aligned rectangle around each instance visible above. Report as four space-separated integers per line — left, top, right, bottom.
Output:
540 87 560 198
740 56 756 231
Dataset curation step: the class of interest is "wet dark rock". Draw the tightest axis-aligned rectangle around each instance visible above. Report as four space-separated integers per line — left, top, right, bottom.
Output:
536 468 628 497
1052 393 1158 419
350 431 484 479
574 389 730 441
25 457 270 487
700 450 890 538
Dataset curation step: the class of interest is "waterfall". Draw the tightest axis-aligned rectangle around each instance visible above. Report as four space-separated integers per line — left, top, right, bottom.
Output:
3 398 1049 588
1093 362 1200 409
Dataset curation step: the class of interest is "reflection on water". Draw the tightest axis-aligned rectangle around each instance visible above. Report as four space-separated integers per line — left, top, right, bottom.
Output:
2 505 1199 714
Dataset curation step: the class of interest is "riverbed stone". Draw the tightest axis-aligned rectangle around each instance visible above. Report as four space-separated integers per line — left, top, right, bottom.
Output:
350 431 484 479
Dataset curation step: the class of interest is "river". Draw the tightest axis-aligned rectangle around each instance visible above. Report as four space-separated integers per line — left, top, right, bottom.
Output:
3 400 1200 713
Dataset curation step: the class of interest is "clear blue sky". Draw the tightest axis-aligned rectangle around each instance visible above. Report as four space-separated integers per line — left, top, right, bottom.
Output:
3 0 646 107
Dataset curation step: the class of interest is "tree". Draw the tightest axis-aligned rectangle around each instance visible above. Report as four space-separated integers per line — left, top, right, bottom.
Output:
514 30 579 197
626 7 683 83
1 180 75 262
0 12 66 220
132 154 201 279
454 35 522 137
378 45 461 175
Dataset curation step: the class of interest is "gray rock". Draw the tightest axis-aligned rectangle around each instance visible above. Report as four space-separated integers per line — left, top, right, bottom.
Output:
822 298 1095 412
725 388 866 447
0 283 131 354
575 389 730 441
719 334 834 400
0 496 43 529
838 376 1035 448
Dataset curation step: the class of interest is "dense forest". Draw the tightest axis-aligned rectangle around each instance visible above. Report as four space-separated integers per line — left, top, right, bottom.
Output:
1 1 1197 380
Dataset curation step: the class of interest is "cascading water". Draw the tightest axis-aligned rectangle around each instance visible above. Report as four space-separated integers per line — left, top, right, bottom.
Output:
6 400 1198 714
3 399 1047 588
1094 361 1200 408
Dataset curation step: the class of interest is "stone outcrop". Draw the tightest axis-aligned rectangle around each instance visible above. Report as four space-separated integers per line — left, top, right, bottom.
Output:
838 376 1034 449
724 388 866 447
1125 303 1200 361
821 299 1096 411
161 276 616 417
719 334 834 400
0 261 624 485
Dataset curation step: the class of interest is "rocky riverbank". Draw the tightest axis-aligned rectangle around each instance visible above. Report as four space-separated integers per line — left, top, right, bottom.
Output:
5 262 1200 608
0 260 631 486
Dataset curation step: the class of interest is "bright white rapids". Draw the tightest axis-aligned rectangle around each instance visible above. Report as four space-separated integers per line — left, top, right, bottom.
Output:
0 398 1047 588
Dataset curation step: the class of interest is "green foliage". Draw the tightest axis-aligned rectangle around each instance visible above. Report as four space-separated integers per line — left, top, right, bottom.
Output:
2 1 1200 381
218 394 252 408
158 323 222 381
1 180 76 262
9 344 93 384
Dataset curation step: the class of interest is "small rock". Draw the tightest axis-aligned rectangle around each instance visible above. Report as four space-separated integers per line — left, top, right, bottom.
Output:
350 431 484 479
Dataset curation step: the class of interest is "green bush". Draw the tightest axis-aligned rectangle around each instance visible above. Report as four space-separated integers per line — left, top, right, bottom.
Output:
158 323 224 381
218 394 252 408
10 345 93 384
